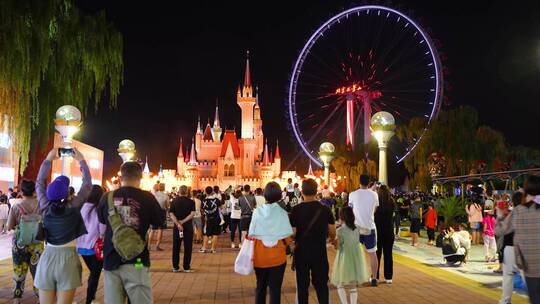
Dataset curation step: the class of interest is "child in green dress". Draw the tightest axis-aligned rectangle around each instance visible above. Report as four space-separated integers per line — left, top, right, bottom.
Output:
332 207 370 304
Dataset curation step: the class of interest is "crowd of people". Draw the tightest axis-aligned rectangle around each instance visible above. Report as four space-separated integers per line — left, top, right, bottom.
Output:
1 147 539 304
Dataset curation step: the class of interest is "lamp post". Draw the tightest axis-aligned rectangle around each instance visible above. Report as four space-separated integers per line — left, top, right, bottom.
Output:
318 142 335 188
54 105 82 176
118 139 136 163
370 111 395 185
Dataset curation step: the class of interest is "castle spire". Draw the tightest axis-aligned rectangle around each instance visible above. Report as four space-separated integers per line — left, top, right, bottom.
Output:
262 139 270 166
244 50 251 88
178 138 184 158
213 98 220 128
143 156 150 174
189 138 197 165
196 115 202 134
274 140 281 159
307 161 314 176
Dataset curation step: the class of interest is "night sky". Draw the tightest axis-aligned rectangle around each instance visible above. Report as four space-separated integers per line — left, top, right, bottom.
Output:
76 0 540 180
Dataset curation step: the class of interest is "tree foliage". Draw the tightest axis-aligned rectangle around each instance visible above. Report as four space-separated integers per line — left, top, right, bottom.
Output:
332 143 378 192
398 106 511 191
0 0 123 170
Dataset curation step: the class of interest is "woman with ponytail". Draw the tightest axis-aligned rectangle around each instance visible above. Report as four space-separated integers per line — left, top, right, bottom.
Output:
76 185 106 304
34 148 92 304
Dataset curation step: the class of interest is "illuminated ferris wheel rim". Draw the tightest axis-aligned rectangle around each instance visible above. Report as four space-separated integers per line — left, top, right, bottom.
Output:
288 5 444 167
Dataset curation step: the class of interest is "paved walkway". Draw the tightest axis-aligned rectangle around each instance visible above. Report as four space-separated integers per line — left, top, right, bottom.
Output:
0 229 526 304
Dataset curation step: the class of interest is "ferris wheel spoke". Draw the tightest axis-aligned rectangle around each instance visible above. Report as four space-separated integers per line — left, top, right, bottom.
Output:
300 103 345 151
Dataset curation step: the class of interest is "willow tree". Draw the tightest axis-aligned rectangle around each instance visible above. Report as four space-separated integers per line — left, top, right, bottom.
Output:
0 0 123 170
332 143 378 192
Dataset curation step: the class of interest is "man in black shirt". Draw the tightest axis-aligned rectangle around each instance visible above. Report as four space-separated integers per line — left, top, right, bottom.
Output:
98 161 164 304
290 179 336 304
169 185 196 272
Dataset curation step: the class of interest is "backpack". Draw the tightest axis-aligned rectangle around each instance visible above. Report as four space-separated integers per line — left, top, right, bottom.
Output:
15 204 43 246
107 192 146 261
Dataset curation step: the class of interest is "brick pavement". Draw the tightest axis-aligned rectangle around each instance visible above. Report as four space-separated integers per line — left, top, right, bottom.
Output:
0 229 511 304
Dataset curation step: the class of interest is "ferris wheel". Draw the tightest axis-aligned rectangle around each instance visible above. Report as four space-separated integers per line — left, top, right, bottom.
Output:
288 5 443 167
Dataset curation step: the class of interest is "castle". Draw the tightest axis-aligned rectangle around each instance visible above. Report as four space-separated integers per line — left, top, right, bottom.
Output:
173 54 281 190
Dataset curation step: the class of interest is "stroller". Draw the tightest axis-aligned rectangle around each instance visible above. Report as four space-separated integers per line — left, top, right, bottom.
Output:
441 232 467 265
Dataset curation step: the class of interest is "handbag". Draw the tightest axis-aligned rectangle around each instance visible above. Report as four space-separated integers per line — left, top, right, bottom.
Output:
93 214 104 261
94 237 104 261
234 238 255 275
291 207 323 271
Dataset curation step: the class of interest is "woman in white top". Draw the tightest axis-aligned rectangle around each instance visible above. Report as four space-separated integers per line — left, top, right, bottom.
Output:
230 190 242 248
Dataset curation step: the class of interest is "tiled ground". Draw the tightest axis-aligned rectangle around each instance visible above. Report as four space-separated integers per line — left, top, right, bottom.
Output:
0 230 508 303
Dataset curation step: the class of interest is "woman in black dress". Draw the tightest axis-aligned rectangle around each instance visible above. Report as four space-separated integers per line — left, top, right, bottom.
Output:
375 185 396 284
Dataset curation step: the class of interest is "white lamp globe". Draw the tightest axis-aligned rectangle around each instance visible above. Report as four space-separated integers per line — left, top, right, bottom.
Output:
118 139 136 153
55 105 82 125
319 142 335 154
370 111 395 128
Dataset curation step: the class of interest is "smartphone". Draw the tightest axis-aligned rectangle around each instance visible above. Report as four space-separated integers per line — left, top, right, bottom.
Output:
58 148 74 157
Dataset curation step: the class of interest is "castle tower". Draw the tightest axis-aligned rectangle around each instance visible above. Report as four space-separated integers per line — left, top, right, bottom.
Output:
253 87 264 157
177 139 186 175
212 99 222 142
237 51 256 139
185 139 199 189
260 140 274 187
195 116 202 153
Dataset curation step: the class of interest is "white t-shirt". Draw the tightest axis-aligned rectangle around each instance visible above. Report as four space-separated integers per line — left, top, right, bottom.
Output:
230 197 242 219
348 188 379 230
255 195 265 209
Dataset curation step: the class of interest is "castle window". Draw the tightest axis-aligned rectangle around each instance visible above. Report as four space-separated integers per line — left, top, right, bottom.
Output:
224 164 235 177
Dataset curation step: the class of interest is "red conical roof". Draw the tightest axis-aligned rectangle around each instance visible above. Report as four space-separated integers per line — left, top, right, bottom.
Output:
262 140 270 166
203 122 213 140
274 140 281 159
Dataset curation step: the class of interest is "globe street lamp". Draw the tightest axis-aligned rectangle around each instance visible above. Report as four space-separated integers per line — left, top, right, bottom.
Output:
318 142 335 188
118 139 136 163
370 111 395 185
54 105 82 176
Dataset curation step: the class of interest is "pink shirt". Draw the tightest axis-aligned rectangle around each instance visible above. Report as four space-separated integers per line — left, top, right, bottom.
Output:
467 203 483 223
483 215 496 237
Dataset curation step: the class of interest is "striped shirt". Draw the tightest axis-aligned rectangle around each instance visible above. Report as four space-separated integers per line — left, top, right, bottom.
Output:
512 202 540 277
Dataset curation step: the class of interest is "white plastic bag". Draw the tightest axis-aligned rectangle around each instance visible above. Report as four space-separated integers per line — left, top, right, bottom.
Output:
234 238 254 275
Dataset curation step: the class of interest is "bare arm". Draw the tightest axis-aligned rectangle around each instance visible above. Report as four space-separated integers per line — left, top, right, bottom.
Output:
69 148 91 208
328 224 336 241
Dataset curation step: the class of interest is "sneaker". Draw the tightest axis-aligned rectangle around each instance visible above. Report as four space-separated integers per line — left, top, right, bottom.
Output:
231 243 236 249
385 279 393 284
370 279 378 287
210 249 217 254
183 269 196 273
172 268 180 273
198 248 206 253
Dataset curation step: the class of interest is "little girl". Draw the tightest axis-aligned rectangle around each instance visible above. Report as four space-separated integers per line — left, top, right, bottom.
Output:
332 207 370 304
482 210 497 262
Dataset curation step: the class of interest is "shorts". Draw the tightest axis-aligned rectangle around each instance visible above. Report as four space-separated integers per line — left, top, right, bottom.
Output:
470 222 480 231
152 209 167 229
360 229 377 253
410 218 421 233
205 217 221 236
193 217 202 229
34 246 82 291
240 216 252 232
